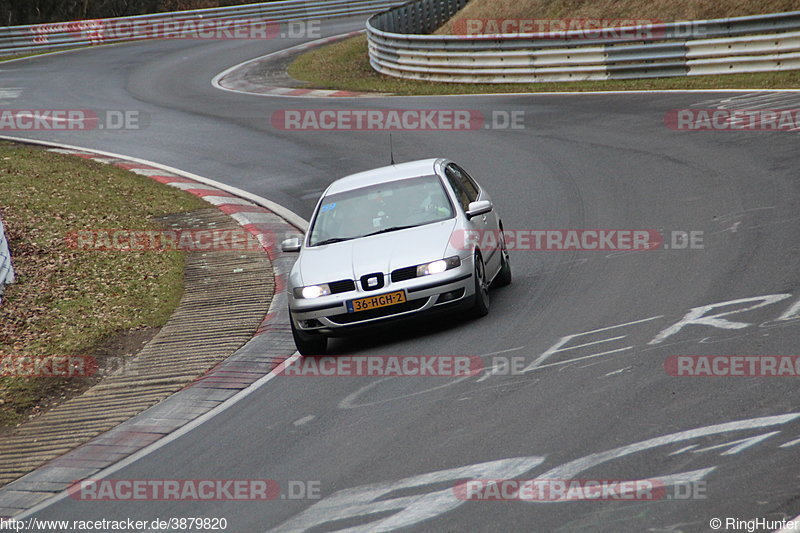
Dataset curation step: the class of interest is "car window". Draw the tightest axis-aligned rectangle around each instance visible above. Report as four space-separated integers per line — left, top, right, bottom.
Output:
445 163 479 211
450 163 480 202
454 164 481 199
308 175 454 246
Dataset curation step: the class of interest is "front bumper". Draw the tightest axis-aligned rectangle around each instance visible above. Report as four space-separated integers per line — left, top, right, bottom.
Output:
288 262 474 334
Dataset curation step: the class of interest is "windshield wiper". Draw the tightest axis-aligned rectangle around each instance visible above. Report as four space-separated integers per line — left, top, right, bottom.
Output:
313 225 419 245
312 237 353 246
361 225 419 238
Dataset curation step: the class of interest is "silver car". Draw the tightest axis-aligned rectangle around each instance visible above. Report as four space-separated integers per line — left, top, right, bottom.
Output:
281 158 511 355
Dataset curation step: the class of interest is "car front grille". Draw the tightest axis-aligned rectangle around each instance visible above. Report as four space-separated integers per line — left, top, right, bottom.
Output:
327 298 427 325
391 266 418 283
328 279 356 294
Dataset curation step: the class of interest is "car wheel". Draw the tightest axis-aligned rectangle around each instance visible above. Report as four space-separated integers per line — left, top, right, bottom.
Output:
470 252 490 318
493 230 512 287
290 316 327 355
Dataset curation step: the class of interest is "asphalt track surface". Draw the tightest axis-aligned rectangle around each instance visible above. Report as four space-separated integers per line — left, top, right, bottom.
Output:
3 15 800 533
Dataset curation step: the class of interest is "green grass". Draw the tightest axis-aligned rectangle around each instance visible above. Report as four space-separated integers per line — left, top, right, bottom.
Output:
0 142 209 427
435 0 800 34
288 35 800 95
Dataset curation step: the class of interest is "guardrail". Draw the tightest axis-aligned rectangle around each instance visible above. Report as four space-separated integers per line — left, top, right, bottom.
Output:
366 0 800 82
0 217 13 298
0 0 406 56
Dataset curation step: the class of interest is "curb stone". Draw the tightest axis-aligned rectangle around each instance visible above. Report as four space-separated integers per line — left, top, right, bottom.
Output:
213 30 391 98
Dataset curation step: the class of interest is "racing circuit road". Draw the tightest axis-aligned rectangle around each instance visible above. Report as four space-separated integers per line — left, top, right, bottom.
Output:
2 14 800 532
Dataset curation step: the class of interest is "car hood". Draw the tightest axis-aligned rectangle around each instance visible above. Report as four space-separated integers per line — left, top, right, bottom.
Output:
296 219 458 285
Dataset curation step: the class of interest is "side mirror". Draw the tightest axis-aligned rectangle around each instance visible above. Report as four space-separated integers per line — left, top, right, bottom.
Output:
281 237 302 252
466 200 493 219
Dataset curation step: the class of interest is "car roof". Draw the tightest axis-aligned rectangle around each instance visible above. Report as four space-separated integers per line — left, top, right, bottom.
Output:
325 158 446 195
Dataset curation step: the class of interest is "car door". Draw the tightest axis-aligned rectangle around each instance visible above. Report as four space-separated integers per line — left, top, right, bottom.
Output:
444 163 502 273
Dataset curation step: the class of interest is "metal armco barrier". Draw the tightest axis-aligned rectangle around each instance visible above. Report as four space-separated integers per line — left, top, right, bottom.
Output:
0 0 406 55
366 0 800 82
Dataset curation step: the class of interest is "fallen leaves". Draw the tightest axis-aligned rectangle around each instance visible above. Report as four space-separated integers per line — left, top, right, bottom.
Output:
0 142 208 427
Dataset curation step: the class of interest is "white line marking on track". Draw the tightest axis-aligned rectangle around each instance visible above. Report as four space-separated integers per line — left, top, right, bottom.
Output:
0 88 22 100
534 414 800 487
480 346 528 357
474 346 529 382
778 436 800 448
527 346 632 372
523 315 663 372
715 206 777 223
648 294 792 345
603 366 632 377
689 431 781 455
129 168 179 177
668 445 698 456
268 414 800 530
293 415 315 426
338 375 472 410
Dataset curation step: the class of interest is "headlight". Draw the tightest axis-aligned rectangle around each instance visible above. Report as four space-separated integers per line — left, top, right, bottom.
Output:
294 284 331 299
416 256 461 277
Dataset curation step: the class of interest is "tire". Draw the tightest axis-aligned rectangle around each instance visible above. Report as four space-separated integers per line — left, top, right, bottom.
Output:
290 316 327 355
492 230 512 287
470 252 490 318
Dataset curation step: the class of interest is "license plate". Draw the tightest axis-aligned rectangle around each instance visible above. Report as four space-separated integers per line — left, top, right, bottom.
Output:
347 290 407 313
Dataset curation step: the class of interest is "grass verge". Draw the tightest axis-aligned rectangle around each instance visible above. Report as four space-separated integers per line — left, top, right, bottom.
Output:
287 35 800 95
434 0 800 34
0 142 209 428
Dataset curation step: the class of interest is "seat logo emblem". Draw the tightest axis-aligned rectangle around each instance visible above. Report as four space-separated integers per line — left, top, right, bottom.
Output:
361 273 384 291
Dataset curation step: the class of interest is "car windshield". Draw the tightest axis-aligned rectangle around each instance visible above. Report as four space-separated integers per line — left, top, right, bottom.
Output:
308 175 454 246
